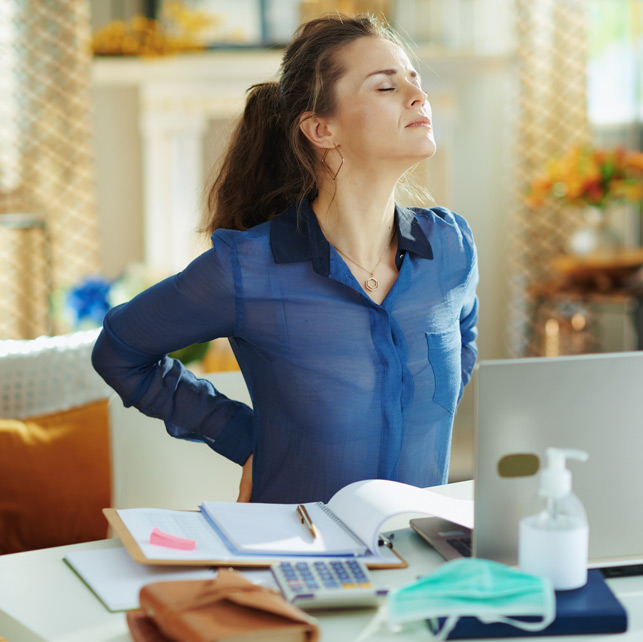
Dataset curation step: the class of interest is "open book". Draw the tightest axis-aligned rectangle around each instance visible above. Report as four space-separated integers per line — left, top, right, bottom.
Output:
104 479 473 569
201 479 473 557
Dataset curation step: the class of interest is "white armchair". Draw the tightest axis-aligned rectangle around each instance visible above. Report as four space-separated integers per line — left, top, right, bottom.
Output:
0 328 111 418
0 329 113 553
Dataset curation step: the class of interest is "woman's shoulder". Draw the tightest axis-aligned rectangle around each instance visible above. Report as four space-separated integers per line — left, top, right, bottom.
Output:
405 205 475 249
408 204 471 229
210 219 273 251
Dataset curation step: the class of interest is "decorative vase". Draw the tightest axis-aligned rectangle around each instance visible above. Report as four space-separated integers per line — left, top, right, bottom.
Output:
567 206 623 256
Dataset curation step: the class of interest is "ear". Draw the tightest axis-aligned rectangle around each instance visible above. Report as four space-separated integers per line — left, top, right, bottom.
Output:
299 112 336 150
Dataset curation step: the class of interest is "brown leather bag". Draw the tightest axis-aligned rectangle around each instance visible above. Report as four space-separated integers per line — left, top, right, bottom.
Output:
126 569 319 642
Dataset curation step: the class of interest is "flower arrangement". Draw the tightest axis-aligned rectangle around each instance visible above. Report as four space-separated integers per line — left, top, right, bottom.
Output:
92 2 221 57
525 145 643 210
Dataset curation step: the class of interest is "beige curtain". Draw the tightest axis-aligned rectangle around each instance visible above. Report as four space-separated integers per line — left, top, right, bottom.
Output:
506 0 591 356
0 0 99 339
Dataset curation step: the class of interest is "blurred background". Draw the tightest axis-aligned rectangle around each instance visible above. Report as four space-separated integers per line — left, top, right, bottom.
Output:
1 0 642 480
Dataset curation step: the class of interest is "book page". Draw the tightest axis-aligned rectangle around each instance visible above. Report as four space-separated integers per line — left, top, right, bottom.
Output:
65 547 219 611
116 509 236 561
200 501 367 556
64 547 278 611
327 480 474 553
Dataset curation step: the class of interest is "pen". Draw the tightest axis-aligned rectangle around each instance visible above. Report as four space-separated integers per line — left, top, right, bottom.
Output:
378 532 395 549
296 504 319 539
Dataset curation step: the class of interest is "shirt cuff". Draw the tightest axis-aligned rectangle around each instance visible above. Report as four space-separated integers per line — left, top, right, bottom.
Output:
207 402 254 466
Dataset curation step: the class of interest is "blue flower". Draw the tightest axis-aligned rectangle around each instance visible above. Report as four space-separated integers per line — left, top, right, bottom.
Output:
66 276 113 327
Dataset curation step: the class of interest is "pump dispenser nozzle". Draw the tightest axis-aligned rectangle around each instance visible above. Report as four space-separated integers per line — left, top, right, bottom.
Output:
540 447 589 499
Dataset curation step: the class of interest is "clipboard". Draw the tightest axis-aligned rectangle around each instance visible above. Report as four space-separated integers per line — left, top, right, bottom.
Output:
103 508 407 569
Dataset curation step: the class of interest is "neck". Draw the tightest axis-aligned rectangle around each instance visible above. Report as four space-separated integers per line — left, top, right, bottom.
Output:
312 173 398 265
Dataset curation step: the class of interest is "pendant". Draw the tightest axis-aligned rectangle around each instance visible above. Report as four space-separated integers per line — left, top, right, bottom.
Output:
365 276 379 292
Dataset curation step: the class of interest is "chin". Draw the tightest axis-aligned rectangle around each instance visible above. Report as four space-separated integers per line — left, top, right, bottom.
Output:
407 138 437 161
412 143 437 161
423 136 437 156
422 143 437 159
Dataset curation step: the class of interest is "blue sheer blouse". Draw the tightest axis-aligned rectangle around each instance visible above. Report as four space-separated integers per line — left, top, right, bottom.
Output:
92 200 479 503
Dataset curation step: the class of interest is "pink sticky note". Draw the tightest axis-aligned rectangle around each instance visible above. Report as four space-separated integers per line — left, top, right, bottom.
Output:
150 526 196 550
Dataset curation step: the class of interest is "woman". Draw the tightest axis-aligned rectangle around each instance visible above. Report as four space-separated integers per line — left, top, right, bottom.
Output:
92 14 478 504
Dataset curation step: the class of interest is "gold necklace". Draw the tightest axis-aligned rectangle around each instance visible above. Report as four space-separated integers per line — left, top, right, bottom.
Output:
333 229 395 292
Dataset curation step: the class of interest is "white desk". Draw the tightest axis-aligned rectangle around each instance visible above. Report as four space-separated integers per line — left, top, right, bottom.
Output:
1 483 642 642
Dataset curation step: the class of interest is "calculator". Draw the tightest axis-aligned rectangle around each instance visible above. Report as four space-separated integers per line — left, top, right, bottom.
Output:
270 559 388 610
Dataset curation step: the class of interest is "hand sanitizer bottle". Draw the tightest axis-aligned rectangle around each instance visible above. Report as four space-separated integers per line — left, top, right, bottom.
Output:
519 447 589 590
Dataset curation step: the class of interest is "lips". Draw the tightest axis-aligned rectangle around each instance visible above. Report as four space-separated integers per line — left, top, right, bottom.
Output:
406 116 432 128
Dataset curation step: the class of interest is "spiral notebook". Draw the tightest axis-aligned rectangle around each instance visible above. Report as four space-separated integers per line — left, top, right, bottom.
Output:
200 501 368 556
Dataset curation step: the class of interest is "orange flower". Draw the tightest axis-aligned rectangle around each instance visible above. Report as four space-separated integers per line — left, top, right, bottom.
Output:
524 145 643 209
626 151 643 173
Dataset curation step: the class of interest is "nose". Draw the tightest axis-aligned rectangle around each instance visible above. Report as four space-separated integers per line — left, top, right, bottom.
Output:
408 83 428 107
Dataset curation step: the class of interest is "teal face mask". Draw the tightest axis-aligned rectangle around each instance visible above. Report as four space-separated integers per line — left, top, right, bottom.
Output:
387 558 555 640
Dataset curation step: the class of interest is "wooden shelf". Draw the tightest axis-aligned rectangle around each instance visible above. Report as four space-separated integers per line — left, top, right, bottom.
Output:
552 248 643 279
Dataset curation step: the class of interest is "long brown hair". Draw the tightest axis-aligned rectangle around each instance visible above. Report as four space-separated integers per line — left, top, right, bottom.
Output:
202 14 403 234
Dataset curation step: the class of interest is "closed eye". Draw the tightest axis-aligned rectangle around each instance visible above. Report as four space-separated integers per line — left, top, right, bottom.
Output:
378 87 395 92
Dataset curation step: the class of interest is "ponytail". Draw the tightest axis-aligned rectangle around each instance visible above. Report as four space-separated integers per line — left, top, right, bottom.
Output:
202 14 403 235
203 82 301 233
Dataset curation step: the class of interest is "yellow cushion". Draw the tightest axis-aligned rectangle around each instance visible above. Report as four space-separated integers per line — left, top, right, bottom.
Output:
0 399 111 554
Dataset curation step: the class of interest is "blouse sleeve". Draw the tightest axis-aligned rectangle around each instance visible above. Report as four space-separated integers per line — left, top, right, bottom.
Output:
459 277 479 394
91 234 253 466
454 213 479 400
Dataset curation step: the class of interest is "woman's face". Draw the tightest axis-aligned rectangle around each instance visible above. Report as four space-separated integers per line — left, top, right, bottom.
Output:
327 36 436 171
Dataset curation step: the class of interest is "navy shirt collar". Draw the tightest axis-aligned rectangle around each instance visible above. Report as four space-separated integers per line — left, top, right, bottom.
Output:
270 198 433 274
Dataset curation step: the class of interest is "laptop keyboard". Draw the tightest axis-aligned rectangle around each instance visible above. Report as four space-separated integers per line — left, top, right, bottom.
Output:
447 536 473 557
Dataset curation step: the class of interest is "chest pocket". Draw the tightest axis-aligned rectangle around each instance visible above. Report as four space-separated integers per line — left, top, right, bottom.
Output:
426 326 462 414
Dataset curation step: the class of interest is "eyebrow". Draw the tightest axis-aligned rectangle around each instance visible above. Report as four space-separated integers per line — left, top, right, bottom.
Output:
363 68 421 82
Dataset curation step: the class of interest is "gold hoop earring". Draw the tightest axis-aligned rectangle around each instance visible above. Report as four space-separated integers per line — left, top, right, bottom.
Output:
321 144 344 181
399 163 419 184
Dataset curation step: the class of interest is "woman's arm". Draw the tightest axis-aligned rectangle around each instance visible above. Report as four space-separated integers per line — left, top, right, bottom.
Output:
92 235 253 466
460 282 479 394
455 213 479 398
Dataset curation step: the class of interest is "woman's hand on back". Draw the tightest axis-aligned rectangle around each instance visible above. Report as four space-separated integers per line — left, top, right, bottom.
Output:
237 453 253 502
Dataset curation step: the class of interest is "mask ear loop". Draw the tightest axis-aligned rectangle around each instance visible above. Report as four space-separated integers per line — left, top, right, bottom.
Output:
477 585 556 633
481 613 556 632
355 602 394 642
434 615 460 641
434 583 555 639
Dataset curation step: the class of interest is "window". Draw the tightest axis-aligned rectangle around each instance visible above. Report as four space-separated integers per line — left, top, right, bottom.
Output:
587 0 643 145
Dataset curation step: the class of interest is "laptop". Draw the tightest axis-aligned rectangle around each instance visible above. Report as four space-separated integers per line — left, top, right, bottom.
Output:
411 352 643 569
